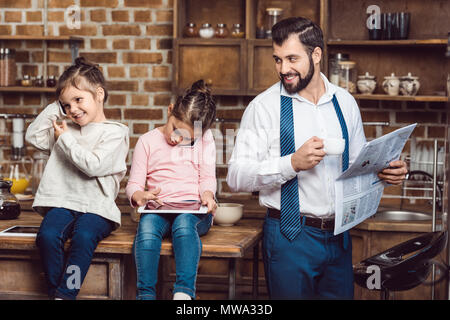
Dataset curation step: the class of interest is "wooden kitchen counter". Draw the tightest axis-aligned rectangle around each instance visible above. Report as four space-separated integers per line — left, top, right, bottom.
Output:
0 210 263 258
0 207 263 300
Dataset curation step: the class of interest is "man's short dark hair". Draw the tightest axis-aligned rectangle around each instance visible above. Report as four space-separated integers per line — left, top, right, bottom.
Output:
272 17 324 55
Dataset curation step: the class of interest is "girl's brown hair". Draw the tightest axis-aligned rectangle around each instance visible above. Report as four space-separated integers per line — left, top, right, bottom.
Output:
171 80 216 133
56 57 108 103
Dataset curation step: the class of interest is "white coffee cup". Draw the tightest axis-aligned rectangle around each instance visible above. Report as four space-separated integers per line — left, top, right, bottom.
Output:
323 138 345 155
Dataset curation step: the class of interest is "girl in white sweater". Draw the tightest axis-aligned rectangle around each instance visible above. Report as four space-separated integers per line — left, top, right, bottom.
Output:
25 57 129 300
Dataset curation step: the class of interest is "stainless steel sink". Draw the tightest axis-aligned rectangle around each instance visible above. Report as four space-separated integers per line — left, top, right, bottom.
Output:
372 209 431 221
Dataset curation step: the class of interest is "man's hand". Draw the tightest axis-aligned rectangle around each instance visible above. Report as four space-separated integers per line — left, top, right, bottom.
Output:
52 120 68 140
201 191 217 215
378 160 408 185
290 136 326 172
132 187 164 207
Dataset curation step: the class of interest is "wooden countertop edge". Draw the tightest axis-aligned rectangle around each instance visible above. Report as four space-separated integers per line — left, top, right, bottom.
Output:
354 219 434 233
0 212 264 258
0 237 260 258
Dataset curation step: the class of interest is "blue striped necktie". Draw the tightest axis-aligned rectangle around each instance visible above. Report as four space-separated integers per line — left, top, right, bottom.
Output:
279 93 349 242
280 95 302 241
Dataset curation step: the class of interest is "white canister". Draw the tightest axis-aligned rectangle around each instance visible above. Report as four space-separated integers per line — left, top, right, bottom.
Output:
382 73 400 96
399 72 420 96
357 72 377 94
199 23 215 39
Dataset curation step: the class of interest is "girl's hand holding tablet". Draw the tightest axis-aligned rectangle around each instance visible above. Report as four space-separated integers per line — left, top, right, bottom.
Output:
201 190 217 215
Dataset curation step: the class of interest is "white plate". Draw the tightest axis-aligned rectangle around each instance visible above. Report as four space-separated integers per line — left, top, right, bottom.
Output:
15 194 34 201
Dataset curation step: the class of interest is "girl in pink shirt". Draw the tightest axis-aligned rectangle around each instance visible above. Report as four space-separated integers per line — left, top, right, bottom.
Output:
126 80 217 300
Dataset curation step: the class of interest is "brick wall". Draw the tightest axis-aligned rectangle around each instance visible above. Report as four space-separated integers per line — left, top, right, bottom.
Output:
0 1 447 202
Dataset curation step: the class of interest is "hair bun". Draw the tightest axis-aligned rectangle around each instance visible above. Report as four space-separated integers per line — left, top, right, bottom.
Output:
74 56 98 69
190 79 210 95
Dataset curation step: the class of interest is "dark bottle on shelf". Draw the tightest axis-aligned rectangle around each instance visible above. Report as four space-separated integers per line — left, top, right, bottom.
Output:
47 75 57 87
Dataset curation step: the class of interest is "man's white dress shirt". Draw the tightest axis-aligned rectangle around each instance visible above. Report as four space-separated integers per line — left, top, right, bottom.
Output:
227 73 366 217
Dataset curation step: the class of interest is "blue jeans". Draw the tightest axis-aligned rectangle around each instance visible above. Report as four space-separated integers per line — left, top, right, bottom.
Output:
133 213 213 300
262 214 354 299
36 208 114 300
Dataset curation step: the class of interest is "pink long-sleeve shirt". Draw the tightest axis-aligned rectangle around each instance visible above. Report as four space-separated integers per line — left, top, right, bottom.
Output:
126 128 217 206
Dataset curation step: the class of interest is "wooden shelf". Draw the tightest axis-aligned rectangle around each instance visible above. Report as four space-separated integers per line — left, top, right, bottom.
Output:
0 86 56 93
176 38 245 45
327 39 447 46
353 94 447 102
0 35 82 41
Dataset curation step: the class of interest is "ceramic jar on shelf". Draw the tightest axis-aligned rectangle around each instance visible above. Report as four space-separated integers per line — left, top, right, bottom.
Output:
215 23 229 38
399 72 420 96
382 73 400 96
183 23 198 37
199 23 215 39
230 24 244 38
357 72 376 94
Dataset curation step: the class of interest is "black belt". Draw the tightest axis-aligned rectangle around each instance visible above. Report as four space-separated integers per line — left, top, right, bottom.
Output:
267 208 335 231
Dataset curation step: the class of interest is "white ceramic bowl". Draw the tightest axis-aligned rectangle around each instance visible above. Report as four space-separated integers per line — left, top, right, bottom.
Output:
214 203 243 226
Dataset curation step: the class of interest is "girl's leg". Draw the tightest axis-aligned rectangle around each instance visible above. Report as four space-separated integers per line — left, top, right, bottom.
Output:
133 213 170 300
54 212 114 300
35 208 78 299
171 213 212 299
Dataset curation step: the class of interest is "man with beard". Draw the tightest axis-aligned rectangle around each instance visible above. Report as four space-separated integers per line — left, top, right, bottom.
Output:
226 17 407 299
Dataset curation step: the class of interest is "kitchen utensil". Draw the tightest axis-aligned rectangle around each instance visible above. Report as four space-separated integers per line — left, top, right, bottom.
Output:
215 23 229 38
397 12 410 39
323 138 345 155
419 145 426 172
230 24 244 38
381 13 394 40
265 8 283 38
3 158 31 194
0 48 17 87
183 23 198 38
199 23 214 38
357 72 377 94
426 145 434 175
31 151 48 196
437 147 444 180
382 73 400 96
329 53 349 86
416 144 423 172
399 72 420 96
214 203 243 226
338 60 357 93
0 179 21 220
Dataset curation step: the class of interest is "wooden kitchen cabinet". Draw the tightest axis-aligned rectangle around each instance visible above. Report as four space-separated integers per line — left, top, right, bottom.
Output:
172 0 321 95
0 251 124 300
172 0 248 94
324 0 449 101
0 36 81 94
173 39 247 95
173 0 449 100
246 40 278 95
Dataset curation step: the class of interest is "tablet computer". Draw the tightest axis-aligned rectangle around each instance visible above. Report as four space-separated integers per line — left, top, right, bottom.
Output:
137 200 208 214
0 225 40 237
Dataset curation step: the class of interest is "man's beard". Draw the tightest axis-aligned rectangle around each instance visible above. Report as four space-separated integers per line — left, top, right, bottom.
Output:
280 54 315 94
